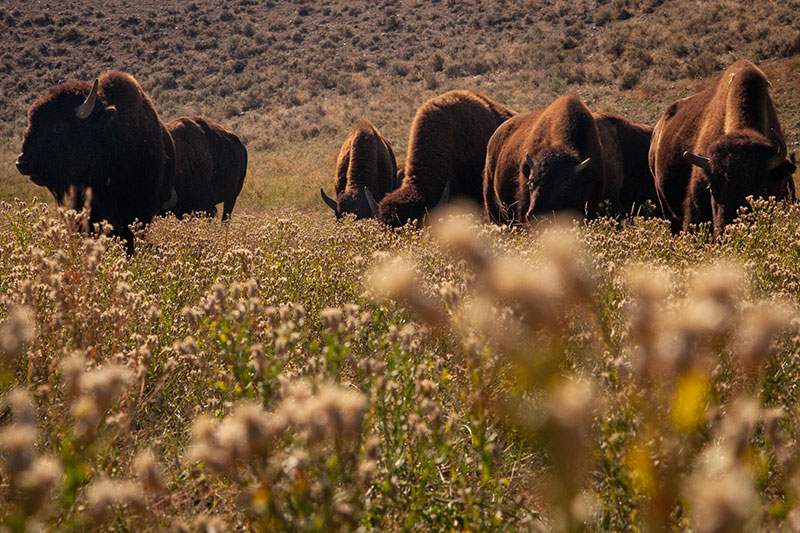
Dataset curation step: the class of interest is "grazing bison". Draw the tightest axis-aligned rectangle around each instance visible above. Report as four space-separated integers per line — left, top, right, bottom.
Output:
165 117 248 220
320 120 398 219
376 90 515 227
15 71 175 253
593 112 657 216
483 94 604 224
649 59 796 236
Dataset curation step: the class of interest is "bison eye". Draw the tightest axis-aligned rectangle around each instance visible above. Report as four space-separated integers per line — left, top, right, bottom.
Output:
52 122 68 135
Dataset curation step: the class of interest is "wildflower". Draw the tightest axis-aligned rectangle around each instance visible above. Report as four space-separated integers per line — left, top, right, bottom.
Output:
0 424 37 479
6 388 37 426
0 305 35 364
86 479 146 520
134 449 166 493
431 205 488 268
18 456 63 515
736 302 793 373
688 445 758 533
80 364 133 413
320 307 343 332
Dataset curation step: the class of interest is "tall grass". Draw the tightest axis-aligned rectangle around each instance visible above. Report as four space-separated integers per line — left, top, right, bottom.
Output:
2 198 800 530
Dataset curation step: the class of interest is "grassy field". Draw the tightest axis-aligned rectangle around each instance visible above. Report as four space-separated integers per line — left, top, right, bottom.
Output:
3 0 800 531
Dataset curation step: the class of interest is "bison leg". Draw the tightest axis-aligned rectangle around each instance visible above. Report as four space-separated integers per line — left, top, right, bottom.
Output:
222 198 236 221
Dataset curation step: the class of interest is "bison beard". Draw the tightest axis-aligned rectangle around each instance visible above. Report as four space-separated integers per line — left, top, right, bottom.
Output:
377 90 515 227
321 120 399 219
16 71 176 253
164 117 248 220
649 59 796 237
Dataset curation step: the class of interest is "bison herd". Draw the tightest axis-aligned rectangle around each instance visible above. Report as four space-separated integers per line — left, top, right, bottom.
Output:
13 60 798 252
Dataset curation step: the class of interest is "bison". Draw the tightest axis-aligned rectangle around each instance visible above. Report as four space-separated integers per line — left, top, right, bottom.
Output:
649 59 796 236
15 71 175 253
376 90 515 227
593 112 657 216
320 120 398 219
483 94 604 224
164 117 248 220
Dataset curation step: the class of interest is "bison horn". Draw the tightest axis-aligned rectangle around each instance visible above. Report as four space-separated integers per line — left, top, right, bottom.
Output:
683 151 712 172
364 186 380 218
575 158 591 174
320 188 338 212
161 188 177 211
75 79 99 120
436 181 451 207
525 153 534 168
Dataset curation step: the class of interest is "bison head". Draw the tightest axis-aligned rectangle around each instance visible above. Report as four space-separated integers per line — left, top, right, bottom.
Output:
522 147 593 221
321 187 379 220
377 182 450 228
16 79 118 203
683 131 796 235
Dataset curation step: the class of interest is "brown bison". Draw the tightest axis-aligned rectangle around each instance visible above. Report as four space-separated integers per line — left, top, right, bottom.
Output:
649 59 796 236
593 112 657 216
376 90 515 227
164 117 248 220
320 120 398 219
16 71 175 253
483 94 604 224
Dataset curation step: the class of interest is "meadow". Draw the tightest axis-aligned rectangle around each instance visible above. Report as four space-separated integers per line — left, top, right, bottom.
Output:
3 0 800 531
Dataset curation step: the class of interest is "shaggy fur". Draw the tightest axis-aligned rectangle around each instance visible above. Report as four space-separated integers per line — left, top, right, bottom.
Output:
378 90 515 227
323 120 398 219
165 117 248 220
649 59 796 236
593 112 656 216
17 71 175 253
483 94 604 224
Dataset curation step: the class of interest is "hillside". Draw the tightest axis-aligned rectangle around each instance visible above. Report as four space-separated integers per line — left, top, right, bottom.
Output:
1 0 799 210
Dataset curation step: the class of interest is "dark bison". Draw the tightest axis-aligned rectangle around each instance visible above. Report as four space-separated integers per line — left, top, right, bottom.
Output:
377 90 515 227
593 112 657 216
483 94 604 224
649 59 796 236
16 71 175 253
320 120 398 219
164 117 248 220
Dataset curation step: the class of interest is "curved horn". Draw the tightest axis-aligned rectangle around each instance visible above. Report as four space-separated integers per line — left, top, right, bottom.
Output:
575 157 591 174
161 188 177 211
75 79 99 120
436 181 451 207
683 151 711 172
320 188 338 212
768 143 788 171
364 186 380 218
